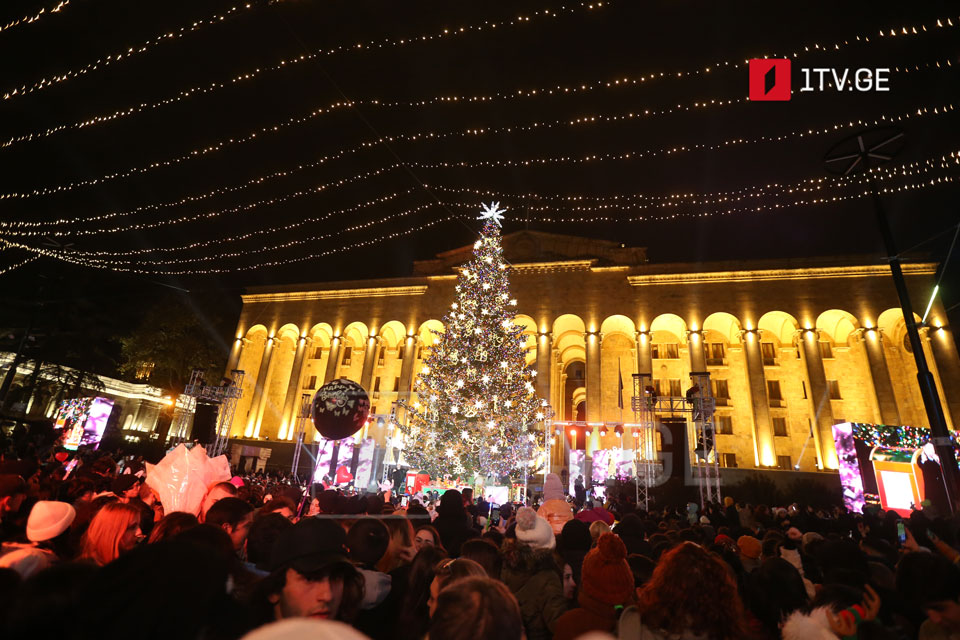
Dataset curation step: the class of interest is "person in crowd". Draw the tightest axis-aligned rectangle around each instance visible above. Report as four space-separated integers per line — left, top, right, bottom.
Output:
554 532 635 640
427 557 487 617
738 533 763 573
459 538 502 579
588 519 610 547
77 501 143 566
428 576 524 640
413 524 443 552
746 557 810 639
396 545 449 640
574 475 586 507
0 500 75 578
462 487 478 521
205 497 255 554
377 515 417 572
346 517 394 638
538 472 574 535
432 489 478 557
0 475 27 541
249 518 364 624
781 583 881 640
111 474 141 502
621 541 751 640
897 551 960 639
147 511 199 544
501 506 566 640
200 480 239 521
245 513 292 576
258 497 297 522
558 518 592 601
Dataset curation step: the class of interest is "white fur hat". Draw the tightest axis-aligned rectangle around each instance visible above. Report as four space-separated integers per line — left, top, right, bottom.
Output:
515 506 556 550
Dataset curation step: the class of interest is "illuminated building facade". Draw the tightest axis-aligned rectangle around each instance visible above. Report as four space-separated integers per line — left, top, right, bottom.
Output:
224 231 960 474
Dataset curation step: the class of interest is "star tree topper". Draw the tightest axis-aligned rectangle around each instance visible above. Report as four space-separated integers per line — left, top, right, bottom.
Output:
477 201 507 227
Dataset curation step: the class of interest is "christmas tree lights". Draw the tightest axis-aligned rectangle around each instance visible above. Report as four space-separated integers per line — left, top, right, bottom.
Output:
397 203 548 480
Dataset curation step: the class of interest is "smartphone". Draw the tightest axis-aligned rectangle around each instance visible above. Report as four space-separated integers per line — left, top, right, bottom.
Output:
401 496 409 507
490 507 500 526
897 522 907 545
63 458 78 479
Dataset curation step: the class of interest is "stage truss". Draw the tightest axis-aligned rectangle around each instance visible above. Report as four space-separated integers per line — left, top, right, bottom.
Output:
169 368 244 457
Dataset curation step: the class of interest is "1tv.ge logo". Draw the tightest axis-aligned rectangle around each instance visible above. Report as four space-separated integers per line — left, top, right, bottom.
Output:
748 59 890 101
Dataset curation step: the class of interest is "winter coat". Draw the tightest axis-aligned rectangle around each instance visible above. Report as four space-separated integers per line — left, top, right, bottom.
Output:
501 544 567 640
433 512 477 557
617 606 709 640
539 499 574 536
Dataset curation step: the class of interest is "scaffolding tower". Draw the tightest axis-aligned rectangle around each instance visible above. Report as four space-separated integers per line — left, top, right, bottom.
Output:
168 368 244 457
631 372 721 509
290 393 313 479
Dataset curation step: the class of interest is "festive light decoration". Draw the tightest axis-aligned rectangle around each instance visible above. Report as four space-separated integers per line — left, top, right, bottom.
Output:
0 254 38 276
1 162 406 233
0 0 606 132
2 3 269 101
0 0 70 35
397 204 547 480
5 164 957 275
2 99 952 202
851 422 960 451
3 10 953 148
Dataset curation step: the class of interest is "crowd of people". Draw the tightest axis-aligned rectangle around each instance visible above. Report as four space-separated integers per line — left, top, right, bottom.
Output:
1 430 959 640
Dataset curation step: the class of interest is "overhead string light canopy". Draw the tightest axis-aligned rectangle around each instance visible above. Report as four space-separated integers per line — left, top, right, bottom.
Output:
2 11 955 149
0 0 71 36
0 98 953 203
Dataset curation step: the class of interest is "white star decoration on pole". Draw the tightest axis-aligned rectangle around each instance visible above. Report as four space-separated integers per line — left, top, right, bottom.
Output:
477 201 507 227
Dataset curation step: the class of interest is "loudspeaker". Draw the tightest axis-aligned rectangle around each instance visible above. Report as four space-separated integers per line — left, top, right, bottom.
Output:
192 402 219 444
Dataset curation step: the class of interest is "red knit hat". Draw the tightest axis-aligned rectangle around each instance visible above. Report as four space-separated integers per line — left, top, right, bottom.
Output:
580 532 634 605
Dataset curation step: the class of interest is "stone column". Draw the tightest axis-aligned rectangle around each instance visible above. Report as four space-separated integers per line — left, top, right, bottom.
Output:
396 336 419 426
536 332 552 405
246 337 276 438
741 329 776 467
798 329 838 470
859 329 900 425
688 329 706 373
586 332 602 453
360 335 381 393
636 330 652 376
926 325 960 429
324 338 342 383
921 327 956 431
225 337 244 377
280 337 311 440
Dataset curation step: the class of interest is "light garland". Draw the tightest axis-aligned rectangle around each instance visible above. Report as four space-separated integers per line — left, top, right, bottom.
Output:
0 162 406 233
2 98 954 202
0 0 71 36
0 254 38 276
10 171 414 238
8 166 957 276
409 103 957 170
2 2 279 101
2 11 953 149
0 0 605 133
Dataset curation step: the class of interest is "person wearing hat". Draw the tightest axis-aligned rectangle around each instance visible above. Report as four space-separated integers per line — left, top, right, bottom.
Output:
500 507 566 640
248 518 364 625
111 474 142 502
553 532 635 640
0 500 76 578
738 534 763 573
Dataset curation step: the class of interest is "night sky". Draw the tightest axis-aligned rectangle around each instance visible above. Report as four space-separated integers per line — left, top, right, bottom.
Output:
0 1 958 370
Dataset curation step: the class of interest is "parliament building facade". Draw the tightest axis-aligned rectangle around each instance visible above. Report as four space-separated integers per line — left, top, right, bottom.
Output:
222 231 960 476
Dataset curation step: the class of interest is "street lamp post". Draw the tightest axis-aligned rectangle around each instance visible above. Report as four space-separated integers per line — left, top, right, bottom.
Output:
825 127 960 512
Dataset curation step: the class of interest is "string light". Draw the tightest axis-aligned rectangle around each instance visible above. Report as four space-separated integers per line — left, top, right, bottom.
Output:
0 1 71 35
3 98 954 203
1 0 605 116
1 162 406 233
0 254 38 276
409 103 957 170
11 168 957 276
6 168 413 238
2 2 278 101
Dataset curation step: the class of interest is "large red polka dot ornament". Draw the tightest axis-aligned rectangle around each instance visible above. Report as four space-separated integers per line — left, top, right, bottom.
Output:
311 378 371 440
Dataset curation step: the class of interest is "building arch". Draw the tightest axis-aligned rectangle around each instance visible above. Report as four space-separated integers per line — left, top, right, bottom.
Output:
650 313 687 342
600 314 637 341
817 309 860 346
758 311 799 347
702 312 743 345
379 321 407 349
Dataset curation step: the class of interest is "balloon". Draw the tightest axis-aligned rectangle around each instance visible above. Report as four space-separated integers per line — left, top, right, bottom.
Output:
336 465 354 485
55 452 69 463
311 378 370 440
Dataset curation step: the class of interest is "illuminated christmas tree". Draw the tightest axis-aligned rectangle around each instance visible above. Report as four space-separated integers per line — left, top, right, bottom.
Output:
398 203 549 481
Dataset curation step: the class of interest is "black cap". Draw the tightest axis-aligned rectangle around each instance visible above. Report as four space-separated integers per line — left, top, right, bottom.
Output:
266 517 350 574
111 474 141 495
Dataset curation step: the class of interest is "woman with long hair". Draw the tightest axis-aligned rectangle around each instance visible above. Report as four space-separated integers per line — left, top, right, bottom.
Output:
396 545 449 640
77 502 142 566
620 541 751 639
